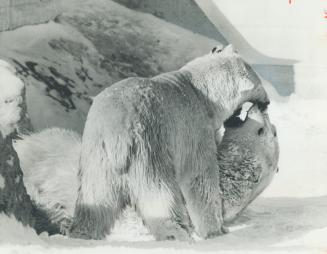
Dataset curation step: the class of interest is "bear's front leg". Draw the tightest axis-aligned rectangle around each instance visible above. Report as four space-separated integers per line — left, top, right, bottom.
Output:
180 156 225 239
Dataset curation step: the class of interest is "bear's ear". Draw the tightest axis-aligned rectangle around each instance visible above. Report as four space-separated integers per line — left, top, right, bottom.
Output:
211 45 223 54
223 44 238 54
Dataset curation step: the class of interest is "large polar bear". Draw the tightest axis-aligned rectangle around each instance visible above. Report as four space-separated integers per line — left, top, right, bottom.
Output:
67 45 269 241
14 103 279 240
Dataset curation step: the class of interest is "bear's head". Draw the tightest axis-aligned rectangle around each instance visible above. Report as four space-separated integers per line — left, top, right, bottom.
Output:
181 45 269 124
218 103 279 222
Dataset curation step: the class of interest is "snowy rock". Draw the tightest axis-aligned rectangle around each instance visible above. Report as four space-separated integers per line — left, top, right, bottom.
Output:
0 60 32 136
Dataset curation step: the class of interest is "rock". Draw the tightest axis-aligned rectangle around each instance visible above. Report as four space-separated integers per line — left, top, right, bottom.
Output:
0 60 33 135
0 61 35 228
0 131 36 227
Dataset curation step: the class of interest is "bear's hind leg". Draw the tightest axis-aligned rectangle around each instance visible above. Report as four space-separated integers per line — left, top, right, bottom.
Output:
180 157 226 239
69 130 131 239
70 184 128 240
135 179 193 242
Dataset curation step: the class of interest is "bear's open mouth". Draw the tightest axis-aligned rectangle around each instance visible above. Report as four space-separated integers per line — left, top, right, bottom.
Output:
224 102 254 128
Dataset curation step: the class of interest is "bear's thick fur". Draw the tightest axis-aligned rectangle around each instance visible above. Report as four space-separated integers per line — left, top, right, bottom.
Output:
68 45 269 241
14 104 278 239
219 105 279 222
14 128 81 233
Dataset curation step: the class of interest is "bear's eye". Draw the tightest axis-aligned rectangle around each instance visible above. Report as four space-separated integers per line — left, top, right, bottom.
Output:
211 46 223 54
257 127 265 136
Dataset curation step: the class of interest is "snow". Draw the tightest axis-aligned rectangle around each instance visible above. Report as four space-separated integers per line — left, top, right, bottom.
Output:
0 214 41 245
263 95 327 198
0 60 24 137
210 0 327 62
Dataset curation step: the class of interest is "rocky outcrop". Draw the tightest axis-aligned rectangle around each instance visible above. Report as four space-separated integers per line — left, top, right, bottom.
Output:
0 61 36 228
0 131 36 227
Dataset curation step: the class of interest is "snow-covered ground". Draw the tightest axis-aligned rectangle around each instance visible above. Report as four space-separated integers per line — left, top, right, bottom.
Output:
0 0 326 253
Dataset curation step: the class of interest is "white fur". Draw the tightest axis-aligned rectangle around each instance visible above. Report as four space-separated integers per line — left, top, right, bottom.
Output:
14 128 81 224
137 185 173 219
181 45 265 126
181 52 239 122
70 45 268 240
14 128 172 234
13 48 269 240
239 78 255 92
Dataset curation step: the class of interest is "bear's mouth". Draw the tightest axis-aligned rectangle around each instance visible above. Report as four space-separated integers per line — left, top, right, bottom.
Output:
225 102 254 128
256 100 270 111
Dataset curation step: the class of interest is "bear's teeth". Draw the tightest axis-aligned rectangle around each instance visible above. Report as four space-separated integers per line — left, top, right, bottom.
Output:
239 102 254 121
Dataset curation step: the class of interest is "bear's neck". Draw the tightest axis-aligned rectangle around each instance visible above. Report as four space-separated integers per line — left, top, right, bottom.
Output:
156 69 237 127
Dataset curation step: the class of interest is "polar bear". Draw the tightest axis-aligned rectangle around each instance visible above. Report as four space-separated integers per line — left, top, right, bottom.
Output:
14 104 279 239
13 128 81 234
219 104 279 222
66 44 269 241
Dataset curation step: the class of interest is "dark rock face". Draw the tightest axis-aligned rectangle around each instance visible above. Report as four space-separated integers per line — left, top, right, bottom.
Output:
0 62 34 225
0 63 52 234
0 132 35 227
17 86 33 135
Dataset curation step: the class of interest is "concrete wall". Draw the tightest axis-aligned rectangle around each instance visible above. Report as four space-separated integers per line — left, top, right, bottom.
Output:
0 0 60 32
112 0 228 45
